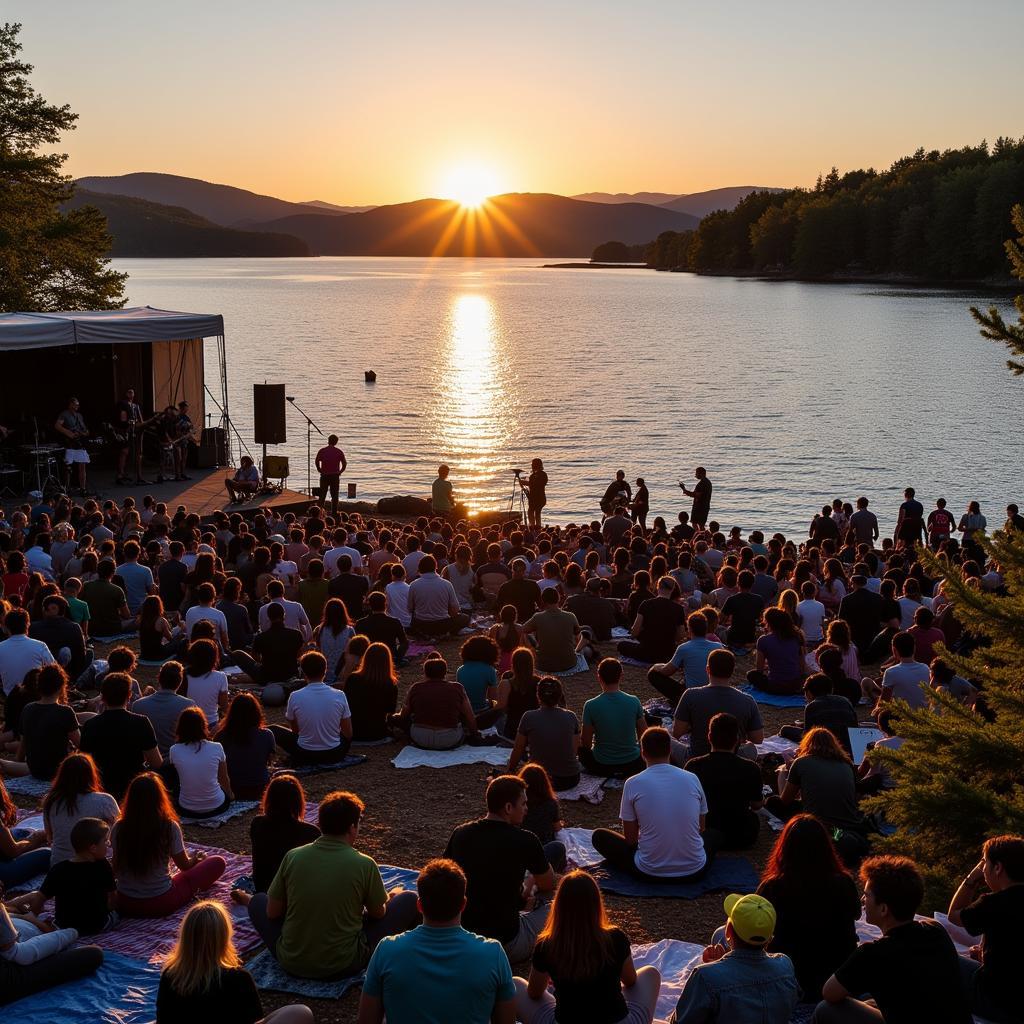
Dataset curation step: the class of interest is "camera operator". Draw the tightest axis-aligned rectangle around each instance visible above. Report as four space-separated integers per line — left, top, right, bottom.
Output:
518 458 547 530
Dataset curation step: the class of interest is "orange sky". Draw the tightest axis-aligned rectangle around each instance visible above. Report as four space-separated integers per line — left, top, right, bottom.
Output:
11 1 1024 205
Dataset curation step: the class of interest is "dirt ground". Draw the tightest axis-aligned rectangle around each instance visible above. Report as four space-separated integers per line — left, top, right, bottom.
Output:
13 639 795 1023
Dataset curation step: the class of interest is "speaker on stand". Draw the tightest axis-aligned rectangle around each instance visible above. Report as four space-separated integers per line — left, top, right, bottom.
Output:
253 384 287 486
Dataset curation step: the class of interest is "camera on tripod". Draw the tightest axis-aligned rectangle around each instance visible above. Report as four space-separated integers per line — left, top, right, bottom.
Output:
511 468 524 477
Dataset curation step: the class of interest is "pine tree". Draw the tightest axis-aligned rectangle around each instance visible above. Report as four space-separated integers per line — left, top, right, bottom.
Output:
0 22 125 311
970 203 1024 374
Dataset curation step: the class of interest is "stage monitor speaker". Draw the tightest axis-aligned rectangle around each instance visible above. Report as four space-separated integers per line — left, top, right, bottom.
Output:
197 427 227 468
253 384 286 444
263 455 290 479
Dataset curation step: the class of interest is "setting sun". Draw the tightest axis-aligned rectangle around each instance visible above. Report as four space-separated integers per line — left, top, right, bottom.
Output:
438 162 503 208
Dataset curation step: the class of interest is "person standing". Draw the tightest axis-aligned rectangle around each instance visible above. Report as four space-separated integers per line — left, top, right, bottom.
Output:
927 498 956 550
679 467 712 528
431 465 455 519
600 471 632 518
631 478 650 532
315 434 347 516
53 396 91 494
520 459 548 530
893 487 924 549
849 497 879 547
114 387 151 486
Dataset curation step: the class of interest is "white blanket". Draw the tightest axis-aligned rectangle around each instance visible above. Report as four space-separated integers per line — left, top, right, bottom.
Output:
756 734 800 759
557 826 603 868
557 774 606 804
392 743 511 769
630 939 705 1024
553 652 591 676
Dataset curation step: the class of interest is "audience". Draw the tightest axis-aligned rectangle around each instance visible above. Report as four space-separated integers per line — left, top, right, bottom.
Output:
580 658 645 778
507 676 580 791
41 752 119 865
342 642 399 743
270 651 353 765
169 707 232 819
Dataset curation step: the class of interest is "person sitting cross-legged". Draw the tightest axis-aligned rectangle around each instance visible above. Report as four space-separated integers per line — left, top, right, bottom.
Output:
579 658 645 778
592 726 723 884
407 555 470 638
357 858 516 1024
443 774 562 963
248 790 420 980
670 893 798 1023
389 653 482 751
269 651 353 766
647 611 724 704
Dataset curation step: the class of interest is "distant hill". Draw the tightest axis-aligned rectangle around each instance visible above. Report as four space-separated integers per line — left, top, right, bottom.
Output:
65 190 310 257
74 173 352 228
302 199 376 214
253 194 699 257
573 191 680 206
658 186 785 218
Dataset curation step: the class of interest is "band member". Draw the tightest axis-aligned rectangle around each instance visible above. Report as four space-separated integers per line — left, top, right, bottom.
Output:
155 406 179 484
225 455 260 503
173 400 194 481
115 387 153 486
519 457 547 529
54 396 90 493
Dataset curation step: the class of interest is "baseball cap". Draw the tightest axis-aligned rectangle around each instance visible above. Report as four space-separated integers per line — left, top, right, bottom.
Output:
723 893 776 945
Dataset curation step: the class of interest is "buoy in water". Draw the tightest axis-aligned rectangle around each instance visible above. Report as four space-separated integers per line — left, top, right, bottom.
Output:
364 370 377 383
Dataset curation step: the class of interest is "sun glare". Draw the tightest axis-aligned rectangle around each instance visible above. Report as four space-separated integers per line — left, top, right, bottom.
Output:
439 163 502 208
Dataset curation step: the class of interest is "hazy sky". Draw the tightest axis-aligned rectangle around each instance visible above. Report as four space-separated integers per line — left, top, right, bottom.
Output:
10 0 1023 205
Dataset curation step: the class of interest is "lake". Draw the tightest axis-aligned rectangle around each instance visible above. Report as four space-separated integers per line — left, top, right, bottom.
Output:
118 258 1021 536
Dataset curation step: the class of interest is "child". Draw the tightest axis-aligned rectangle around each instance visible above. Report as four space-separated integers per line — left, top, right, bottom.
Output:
518 763 565 849
62 577 91 640
22 818 117 935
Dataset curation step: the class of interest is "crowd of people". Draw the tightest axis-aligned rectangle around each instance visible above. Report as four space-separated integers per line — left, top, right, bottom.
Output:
0 475 1020 1023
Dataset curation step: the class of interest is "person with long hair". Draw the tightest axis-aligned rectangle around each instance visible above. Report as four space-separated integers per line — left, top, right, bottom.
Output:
754 814 860 1000
169 707 232 819
0 776 50 887
507 676 579 791
42 752 119 865
138 594 182 662
765 727 870 866
747 607 805 696
181 639 229 727
344 642 399 742
518 764 565 849
513 870 661 1024
497 646 541 740
111 772 225 917
215 693 275 800
314 598 354 681
3 662 79 781
489 604 526 675
157 900 312 1023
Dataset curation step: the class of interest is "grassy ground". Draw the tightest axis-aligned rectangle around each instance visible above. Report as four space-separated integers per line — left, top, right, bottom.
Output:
13 639 795 1022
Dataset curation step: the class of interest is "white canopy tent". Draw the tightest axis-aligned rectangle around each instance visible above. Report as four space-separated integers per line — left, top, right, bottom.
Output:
0 306 224 349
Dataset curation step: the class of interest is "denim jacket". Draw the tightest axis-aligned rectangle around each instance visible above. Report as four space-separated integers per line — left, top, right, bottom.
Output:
670 947 800 1023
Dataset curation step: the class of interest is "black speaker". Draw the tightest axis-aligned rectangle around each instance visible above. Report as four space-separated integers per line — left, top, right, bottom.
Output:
253 384 286 445
197 427 228 468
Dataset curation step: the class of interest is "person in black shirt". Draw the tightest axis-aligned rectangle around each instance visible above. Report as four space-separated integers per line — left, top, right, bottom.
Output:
948 834 1024 1024
79 672 161 801
779 674 858 756
600 471 632 517
838 573 885 660
29 595 90 678
565 579 618 642
679 466 712 528
443 775 560 963
617 576 687 663
13 664 80 781
344 643 399 742
355 591 409 662
496 559 542 622
720 571 765 649
327 554 370 620
817 855 973 1024
685 713 763 850
514 870 660 1024
158 542 189 614
244 603 303 685
894 486 925 550
520 458 548 530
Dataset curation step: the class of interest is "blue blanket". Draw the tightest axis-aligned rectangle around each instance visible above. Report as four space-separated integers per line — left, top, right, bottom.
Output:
740 684 806 708
272 753 368 777
3 951 158 1023
589 855 759 899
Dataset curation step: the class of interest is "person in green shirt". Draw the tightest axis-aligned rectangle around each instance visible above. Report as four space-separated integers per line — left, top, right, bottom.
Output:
431 464 455 517
580 658 646 778
63 577 91 641
247 790 420 978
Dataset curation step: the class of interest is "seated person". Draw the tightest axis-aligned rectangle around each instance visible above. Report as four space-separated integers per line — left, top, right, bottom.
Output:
358 859 516 1024
817 856 973 1024
592 727 722 883
648 611 724 703
455 635 502 729
929 657 978 708
443 775 559 963
874 631 931 710
747 608 805 696
814 645 865 707
0 778 51 888
134 661 196 759
719 571 765 650
6 664 80 782
28 595 90 678
343 642 399 742
234 602 304 687
355 591 409 662
407 556 470 637
495 558 542 622
390 654 481 751
580 659 645 778
947 834 1024 1024
672 893 798 1023
564 577 618 642
112 772 226 917
224 456 260 503
507 676 581 792
269 652 353 766
79 672 162 801
523 588 582 674
215 693 277 800
81 559 134 638
169 707 232 819
779 673 858 756
616 576 687 664
246 790 420 979
240 775 320 895
684 713 763 850
327 554 370 622
673 649 764 760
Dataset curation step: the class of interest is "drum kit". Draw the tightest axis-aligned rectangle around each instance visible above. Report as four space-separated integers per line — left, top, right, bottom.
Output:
0 418 106 500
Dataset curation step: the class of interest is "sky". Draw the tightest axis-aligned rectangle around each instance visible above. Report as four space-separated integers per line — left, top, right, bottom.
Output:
9 0 1024 206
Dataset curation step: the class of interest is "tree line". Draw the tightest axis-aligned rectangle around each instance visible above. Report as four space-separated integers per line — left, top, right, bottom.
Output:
594 138 1024 280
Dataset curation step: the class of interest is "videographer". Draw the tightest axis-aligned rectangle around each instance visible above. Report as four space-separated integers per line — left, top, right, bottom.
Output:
518 458 547 529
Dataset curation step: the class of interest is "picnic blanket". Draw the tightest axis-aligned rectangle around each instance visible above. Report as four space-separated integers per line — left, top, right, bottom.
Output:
405 640 438 658
611 626 632 639
553 652 591 676
1 951 158 1023
556 773 606 804
631 938 704 1024
558 827 604 868
755 734 800 759
179 800 259 828
392 742 511 769
273 753 368 777
643 698 676 719
740 684 805 708
620 655 654 668
3 774 52 798
589 855 760 900
91 632 138 644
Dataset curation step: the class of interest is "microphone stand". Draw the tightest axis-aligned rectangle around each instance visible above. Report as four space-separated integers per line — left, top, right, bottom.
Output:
285 396 324 496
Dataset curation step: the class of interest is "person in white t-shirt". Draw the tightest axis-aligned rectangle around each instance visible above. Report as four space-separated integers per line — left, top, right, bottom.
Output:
591 726 722 882
322 528 364 577
183 582 230 649
269 650 352 765
169 706 232 818
0 608 55 696
385 565 412 628
876 631 930 710
257 580 312 642
182 638 230 726
796 582 827 645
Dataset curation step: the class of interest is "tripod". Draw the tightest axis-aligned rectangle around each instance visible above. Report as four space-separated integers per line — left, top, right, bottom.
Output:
285 396 324 496
507 472 528 523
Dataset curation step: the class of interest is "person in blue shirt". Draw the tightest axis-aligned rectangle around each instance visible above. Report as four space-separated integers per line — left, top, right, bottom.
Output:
358 858 516 1024
648 611 725 702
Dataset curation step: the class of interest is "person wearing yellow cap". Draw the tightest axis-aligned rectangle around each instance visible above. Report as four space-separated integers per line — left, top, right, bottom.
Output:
669 893 798 1023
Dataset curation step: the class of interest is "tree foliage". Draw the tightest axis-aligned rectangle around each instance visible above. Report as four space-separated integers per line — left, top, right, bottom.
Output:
0 22 125 311
970 203 1024 374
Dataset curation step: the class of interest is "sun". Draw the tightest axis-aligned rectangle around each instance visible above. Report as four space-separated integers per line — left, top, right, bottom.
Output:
438 163 502 208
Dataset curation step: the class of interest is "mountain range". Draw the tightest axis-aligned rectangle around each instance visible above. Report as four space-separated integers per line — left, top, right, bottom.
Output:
70 172 781 257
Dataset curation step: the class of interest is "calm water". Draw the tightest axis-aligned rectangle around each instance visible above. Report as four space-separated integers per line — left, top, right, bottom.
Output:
118 258 1021 536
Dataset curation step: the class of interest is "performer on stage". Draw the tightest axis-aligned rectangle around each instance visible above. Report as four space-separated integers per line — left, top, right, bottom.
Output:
154 406 179 484
173 400 194 482
114 386 153 486
53 396 90 493
225 455 260 503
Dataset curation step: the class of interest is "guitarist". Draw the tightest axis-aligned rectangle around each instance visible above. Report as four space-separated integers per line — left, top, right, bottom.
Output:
173 400 196 482
53 396 91 493
114 386 157 486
